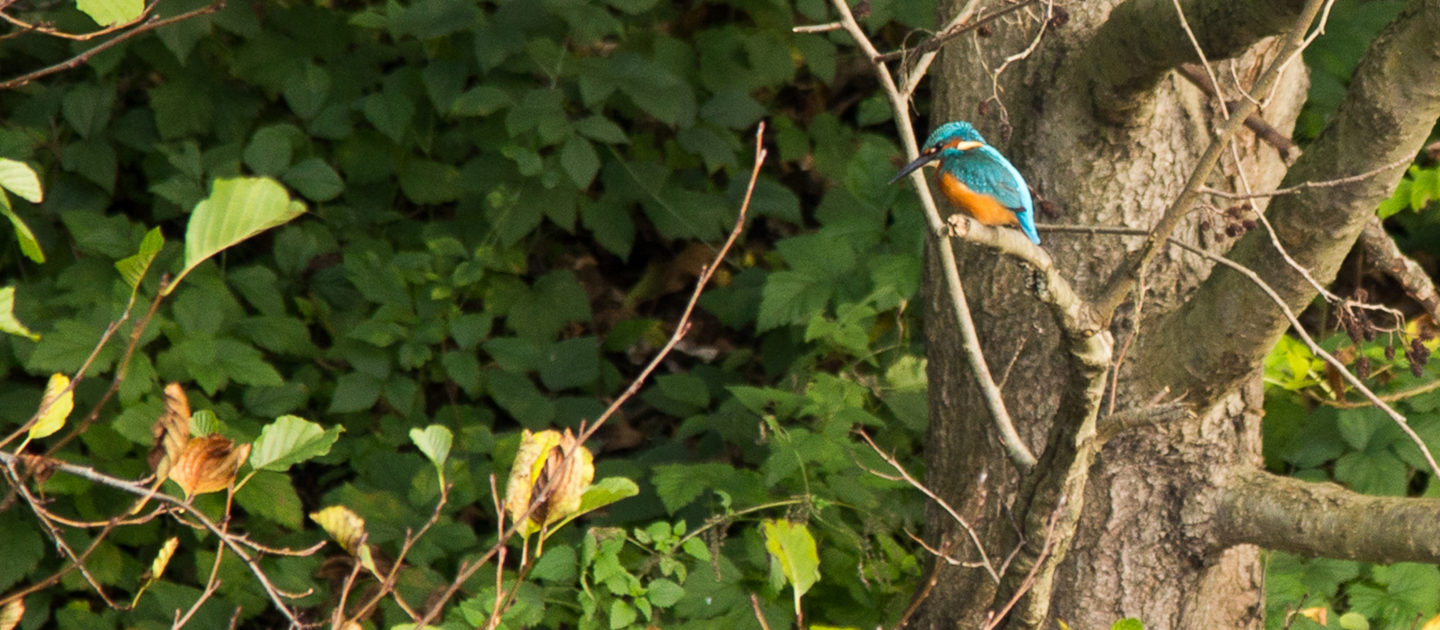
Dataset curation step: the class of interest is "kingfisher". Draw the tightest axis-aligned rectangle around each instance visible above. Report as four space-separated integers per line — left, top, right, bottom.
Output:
890 121 1041 245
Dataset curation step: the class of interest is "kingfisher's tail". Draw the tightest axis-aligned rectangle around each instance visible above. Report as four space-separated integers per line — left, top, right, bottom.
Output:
1018 210 1041 245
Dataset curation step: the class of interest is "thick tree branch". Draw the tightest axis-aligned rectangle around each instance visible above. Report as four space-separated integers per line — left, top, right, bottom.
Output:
1360 216 1440 324
1215 469 1440 563
1092 0 1328 321
1083 0 1308 120
1146 0 1440 405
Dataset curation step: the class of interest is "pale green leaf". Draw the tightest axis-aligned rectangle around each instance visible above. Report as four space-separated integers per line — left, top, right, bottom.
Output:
0 192 44 263
409 425 453 483
77 0 142 25
0 159 42 203
0 287 39 341
249 415 341 472
762 518 820 613
189 409 220 436
115 227 164 290
171 177 306 293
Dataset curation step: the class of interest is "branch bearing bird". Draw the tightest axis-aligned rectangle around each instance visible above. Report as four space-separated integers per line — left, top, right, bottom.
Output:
890 121 1041 245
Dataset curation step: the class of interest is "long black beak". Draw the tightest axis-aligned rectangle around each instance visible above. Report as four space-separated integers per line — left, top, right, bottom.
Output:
889 150 940 184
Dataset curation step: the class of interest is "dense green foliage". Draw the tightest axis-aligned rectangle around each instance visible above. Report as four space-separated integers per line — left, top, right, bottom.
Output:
0 0 946 628
2 0 1439 628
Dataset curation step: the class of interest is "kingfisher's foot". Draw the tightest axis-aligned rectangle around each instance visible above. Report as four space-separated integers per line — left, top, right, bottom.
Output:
1022 263 1046 295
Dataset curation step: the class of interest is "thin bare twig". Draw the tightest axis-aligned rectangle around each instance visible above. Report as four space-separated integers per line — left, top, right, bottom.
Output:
413 123 767 627
0 1 225 90
828 0 1039 471
0 0 159 41
855 429 998 581
875 0 1041 63
0 451 310 627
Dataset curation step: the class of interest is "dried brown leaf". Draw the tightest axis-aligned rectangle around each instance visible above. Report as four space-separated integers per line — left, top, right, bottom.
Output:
169 434 249 497
148 383 192 480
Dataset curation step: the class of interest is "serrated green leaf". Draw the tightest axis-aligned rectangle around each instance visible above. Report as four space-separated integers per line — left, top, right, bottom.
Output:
235 470 304 529
0 287 39 341
172 177 306 293
249 415 342 472
77 0 143 26
409 424 453 483
115 227 164 290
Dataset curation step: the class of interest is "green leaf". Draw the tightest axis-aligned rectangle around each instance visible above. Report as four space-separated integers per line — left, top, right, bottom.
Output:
450 86 511 117
0 158 43 203
249 415 342 472
77 0 142 26
330 372 382 413
115 227 165 290
399 159 462 204
243 125 297 176
1337 612 1369 630
762 519 821 613
609 599 637 630
561 135 600 189
576 478 639 516
364 90 415 143
189 409 220 436
537 336 600 391
282 158 344 202
1110 619 1145 630
409 425 453 484
283 64 331 120
0 192 44 263
574 116 628 144
647 578 684 608
0 287 39 341
62 84 115 139
234 470 304 529
172 177 306 293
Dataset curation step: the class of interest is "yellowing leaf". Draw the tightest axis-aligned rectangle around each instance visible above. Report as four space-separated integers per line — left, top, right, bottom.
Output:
169 434 250 497
1419 612 1440 630
0 287 39 341
1298 607 1327 626
310 505 380 575
0 599 22 630
503 429 594 535
29 373 73 441
310 505 367 555
762 518 820 617
131 537 179 607
0 158 42 203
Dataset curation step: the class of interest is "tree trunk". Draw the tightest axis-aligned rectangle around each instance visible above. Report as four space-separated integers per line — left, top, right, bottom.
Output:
911 0 1440 627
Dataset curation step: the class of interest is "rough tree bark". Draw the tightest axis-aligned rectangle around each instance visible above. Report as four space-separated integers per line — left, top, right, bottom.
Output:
910 0 1440 628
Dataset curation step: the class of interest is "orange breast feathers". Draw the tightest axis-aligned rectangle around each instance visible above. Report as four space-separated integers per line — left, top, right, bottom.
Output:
939 171 1019 227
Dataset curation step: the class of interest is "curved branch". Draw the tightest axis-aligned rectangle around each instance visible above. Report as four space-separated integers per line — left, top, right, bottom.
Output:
1146 0 1440 406
1216 469 1440 564
1083 0 1309 118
